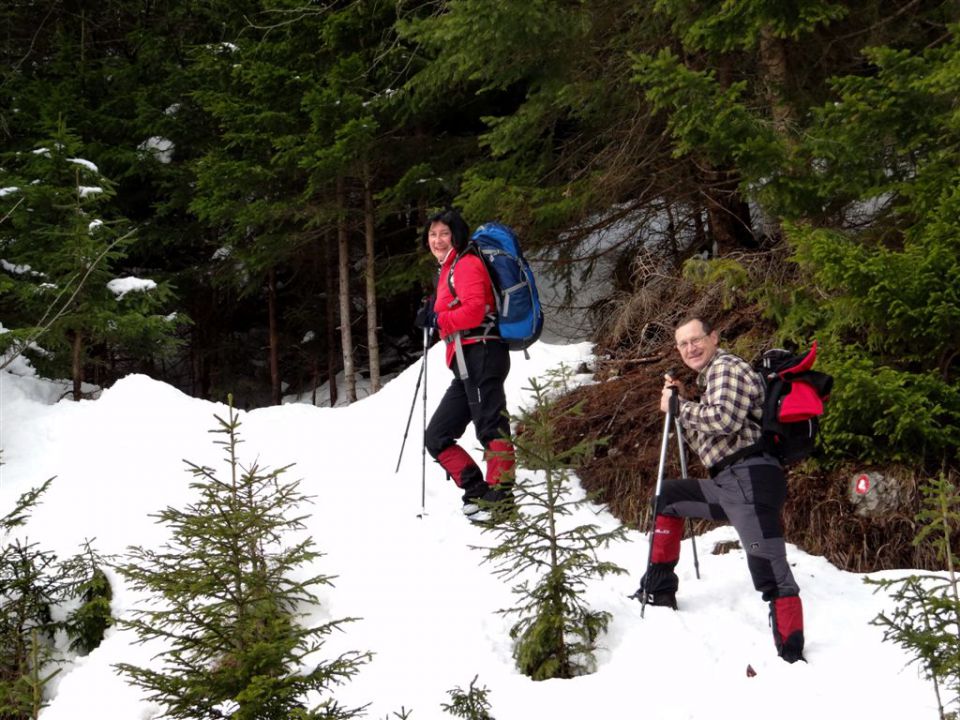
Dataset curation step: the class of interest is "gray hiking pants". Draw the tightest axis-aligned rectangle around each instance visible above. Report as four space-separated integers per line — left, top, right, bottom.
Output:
652 453 800 601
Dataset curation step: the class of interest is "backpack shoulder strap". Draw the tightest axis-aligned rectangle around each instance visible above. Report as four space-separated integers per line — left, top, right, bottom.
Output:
446 243 481 301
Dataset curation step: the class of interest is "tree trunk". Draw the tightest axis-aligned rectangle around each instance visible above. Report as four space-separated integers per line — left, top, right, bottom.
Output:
325 230 339 408
700 165 755 254
363 162 381 395
757 23 792 242
758 24 793 139
308 236 322 407
336 176 357 404
71 329 83 401
701 54 756 253
267 267 281 405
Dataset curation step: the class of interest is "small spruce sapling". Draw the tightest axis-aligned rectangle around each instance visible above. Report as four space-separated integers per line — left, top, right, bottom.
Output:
478 368 629 680
114 397 370 720
866 473 960 720
441 675 493 719
60 542 114 655
0 479 61 720
0 479 111 719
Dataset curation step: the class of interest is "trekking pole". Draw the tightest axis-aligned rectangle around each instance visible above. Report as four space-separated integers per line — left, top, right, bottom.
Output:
419 326 431 516
673 413 700 579
395 350 426 473
640 385 677 618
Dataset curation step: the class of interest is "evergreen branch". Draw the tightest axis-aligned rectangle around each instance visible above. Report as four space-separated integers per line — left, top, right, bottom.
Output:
0 478 54 532
0 228 136 371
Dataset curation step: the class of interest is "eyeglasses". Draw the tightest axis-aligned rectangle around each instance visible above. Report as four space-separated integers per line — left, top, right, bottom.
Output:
676 334 708 351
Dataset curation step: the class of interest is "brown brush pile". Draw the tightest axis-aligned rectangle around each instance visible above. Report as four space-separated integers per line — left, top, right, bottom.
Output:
544 249 941 573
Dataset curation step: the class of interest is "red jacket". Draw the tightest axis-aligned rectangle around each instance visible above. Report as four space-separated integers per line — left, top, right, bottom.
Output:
434 250 496 367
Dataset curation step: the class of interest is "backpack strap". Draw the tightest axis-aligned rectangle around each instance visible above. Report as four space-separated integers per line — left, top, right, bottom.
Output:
445 249 500 381
708 442 769 478
452 332 469 380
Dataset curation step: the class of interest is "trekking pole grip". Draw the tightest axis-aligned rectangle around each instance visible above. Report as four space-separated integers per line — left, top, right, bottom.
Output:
665 369 680 417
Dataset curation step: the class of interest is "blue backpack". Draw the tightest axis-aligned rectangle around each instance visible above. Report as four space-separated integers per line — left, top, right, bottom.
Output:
448 222 544 354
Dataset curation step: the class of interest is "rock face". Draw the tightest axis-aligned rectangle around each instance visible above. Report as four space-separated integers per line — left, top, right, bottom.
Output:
848 471 909 518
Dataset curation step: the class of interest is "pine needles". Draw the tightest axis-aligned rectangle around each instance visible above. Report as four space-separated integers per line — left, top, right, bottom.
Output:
475 368 628 681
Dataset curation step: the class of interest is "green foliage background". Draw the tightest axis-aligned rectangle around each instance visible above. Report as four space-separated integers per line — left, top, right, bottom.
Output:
1 1 958 472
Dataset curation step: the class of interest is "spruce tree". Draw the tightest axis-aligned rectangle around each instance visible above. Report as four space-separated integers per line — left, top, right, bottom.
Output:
60 542 114 656
0 119 181 396
770 28 960 468
866 474 960 719
0 480 112 720
477 368 628 681
441 675 494 720
0 481 62 720
114 399 369 720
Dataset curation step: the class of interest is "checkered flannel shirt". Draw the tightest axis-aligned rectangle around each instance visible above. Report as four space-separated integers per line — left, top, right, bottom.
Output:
677 349 765 472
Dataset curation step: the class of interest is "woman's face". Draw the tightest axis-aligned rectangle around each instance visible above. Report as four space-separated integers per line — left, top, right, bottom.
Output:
427 221 454 262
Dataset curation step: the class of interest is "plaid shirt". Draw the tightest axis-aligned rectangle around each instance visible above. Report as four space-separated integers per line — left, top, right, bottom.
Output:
678 349 764 471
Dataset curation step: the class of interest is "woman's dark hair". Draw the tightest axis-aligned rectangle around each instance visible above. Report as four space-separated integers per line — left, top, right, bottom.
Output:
421 208 470 253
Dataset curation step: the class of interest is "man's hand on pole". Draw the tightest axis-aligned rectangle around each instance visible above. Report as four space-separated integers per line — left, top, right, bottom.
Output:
659 372 683 414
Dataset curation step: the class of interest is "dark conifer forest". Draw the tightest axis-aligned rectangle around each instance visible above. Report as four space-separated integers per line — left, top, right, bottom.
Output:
2 1 958 514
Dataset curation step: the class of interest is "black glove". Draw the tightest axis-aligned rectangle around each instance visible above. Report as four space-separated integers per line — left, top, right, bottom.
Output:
415 298 438 330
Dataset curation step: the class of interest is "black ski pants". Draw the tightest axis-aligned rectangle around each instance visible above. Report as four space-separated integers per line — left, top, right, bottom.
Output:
647 454 800 602
425 340 511 457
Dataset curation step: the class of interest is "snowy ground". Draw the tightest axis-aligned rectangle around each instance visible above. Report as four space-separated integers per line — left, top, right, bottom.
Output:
0 341 939 719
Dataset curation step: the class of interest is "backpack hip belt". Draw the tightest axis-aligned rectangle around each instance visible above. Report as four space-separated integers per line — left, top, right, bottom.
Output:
446 315 500 380
708 443 770 478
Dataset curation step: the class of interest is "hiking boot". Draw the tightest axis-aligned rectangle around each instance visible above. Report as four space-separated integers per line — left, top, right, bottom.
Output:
484 482 515 511
780 647 806 664
630 561 680 605
460 477 487 516
470 483 517 524
629 589 678 610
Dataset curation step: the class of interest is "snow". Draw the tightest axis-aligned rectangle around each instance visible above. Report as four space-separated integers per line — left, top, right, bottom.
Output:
68 158 99 173
106 276 157 299
78 186 104 198
0 341 939 719
137 136 174 164
1 258 34 276
0 187 19 197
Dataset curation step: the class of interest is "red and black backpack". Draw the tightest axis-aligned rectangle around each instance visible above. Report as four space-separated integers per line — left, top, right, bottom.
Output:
753 341 834 466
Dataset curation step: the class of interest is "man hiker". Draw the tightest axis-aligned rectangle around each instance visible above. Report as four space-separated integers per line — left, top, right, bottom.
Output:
632 316 805 664
415 208 515 518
